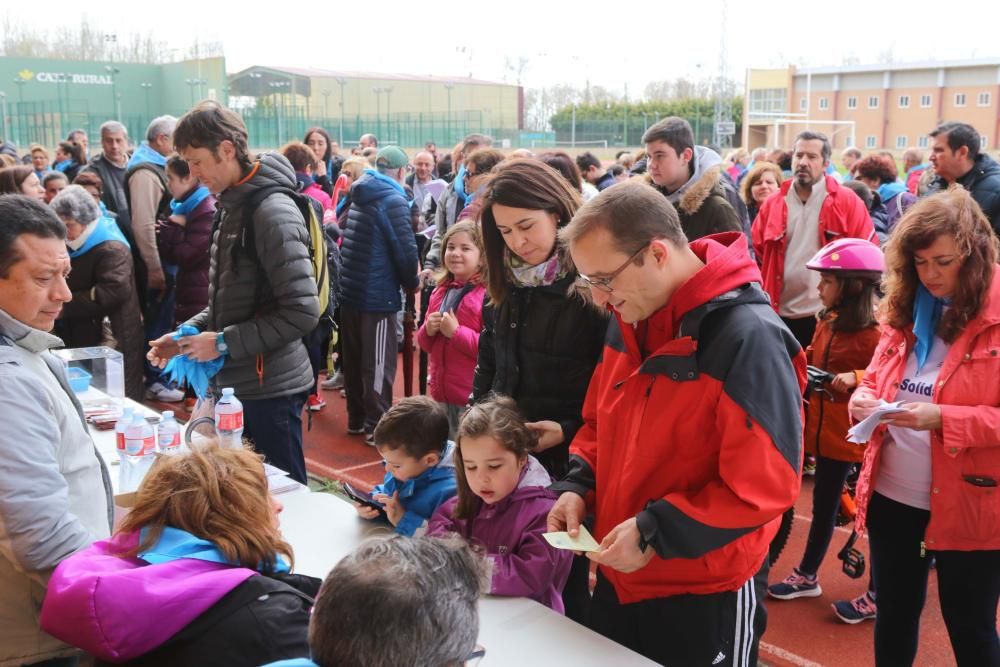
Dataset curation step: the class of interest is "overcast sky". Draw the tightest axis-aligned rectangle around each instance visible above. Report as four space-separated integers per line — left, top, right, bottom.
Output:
7 1 999 96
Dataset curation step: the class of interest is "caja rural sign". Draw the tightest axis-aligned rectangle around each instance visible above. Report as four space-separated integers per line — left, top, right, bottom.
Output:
17 69 113 86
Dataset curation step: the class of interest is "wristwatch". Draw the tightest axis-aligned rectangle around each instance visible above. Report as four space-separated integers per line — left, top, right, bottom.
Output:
216 332 229 355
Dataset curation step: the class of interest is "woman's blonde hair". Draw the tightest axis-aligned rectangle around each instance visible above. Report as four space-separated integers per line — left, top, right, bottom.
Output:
882 187 999 342
340 157 368 182
435 219 484 286
117 445 293 573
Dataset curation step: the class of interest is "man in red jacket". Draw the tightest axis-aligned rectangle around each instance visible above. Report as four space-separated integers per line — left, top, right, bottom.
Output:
549 181 806 666
751 131 876 349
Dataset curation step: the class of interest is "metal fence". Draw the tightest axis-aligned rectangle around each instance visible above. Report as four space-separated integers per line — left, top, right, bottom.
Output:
550 115 735 148
1 99 533 151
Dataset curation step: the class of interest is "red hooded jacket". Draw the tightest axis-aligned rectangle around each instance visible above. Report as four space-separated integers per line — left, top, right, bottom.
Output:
752 175 877 313
853 270 1000 551
553 232 806 603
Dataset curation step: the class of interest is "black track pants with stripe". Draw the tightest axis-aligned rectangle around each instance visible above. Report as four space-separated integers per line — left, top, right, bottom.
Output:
588 560 769 666
340 307 397 433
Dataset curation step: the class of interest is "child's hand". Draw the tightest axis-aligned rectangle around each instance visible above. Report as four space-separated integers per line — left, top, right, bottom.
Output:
831 372 857 393
439 311 458 338
425 311 443 336
353 502 381 520
168 214 187 226
374 491 403 526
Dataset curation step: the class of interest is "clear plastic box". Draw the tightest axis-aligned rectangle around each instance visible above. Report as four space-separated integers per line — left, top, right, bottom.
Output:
52 346 125 416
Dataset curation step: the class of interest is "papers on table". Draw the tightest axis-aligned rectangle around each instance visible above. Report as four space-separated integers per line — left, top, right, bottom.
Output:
264 462 305 494
847 400 908 444
543 524 601 552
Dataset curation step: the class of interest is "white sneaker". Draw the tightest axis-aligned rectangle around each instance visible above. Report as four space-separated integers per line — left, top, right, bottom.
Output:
321 370 344 390
146 382 185 403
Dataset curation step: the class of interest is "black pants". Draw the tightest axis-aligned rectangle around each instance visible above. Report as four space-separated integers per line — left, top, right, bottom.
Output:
780 315 817 352
800 457 874 591
868 492 1000 666
340 307 397 433
588 562 768 666
243 391 308 484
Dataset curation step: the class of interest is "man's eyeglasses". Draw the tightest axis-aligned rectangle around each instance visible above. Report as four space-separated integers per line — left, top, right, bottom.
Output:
465 644 486 666
576 244 649 293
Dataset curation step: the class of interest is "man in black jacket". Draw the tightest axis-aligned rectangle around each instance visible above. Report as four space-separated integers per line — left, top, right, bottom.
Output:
928 121 1000 235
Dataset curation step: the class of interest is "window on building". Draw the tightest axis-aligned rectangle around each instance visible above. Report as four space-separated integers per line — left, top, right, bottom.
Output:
748 88 788 114
896 135 908 149
920 94 932 108
818 97 829 110
866 136 877 148
955 93 967 107
981 135 990 150
800 97 807 110
847 96 858 109
918 135 929 148
899 95 910 108
868 96 880 109
845 136 855 148
978 92 991 106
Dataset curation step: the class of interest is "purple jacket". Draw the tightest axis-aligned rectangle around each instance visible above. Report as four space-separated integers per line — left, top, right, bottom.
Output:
40 531 256 662
427 457 573 612
158 195 216 324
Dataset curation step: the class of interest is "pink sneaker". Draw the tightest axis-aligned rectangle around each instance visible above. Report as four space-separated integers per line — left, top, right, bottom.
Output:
833 592 877 624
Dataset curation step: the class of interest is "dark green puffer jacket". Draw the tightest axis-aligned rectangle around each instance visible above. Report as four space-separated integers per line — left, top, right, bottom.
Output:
186 153 319 400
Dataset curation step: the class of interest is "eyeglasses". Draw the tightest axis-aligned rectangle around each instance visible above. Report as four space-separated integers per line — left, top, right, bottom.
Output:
463 170 478 183
465 644 486 666
576 244 649 293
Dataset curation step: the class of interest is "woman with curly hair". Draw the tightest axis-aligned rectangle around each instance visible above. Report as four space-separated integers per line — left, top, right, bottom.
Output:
41 446 319 666
849 188 1000 666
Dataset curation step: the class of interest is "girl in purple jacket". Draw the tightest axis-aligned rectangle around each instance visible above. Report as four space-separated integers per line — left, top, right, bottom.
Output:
428 397 573 612
417 220 487 436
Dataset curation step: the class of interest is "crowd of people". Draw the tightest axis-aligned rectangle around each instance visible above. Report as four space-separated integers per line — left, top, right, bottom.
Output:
0 105 998 667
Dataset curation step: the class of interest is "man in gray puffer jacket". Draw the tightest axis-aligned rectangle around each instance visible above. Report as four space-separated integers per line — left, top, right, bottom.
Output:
150 102 319 484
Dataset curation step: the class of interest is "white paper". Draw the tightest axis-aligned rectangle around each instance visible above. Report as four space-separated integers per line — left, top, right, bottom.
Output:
846 400 908 443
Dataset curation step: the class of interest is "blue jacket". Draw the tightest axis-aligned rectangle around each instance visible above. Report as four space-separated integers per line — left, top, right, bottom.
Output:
339 170 419 312
373 441 457 536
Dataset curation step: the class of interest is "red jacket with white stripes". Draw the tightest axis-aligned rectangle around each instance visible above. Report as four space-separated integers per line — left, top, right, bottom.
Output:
751 175 877 313
553 233 806 603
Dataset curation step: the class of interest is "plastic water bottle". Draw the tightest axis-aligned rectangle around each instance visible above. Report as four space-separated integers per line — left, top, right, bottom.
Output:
214 388 244 449
123 413 156 492
157 411 181 454
115 407 134 491
115 406 134 462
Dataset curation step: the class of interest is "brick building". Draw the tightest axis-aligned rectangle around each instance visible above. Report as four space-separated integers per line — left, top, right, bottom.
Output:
743 58 1000 154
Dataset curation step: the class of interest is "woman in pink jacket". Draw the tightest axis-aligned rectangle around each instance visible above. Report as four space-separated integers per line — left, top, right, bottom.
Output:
417 220 486 436
849 188 1000 667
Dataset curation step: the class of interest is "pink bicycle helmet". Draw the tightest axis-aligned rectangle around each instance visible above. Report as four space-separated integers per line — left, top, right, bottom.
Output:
806 238 884 278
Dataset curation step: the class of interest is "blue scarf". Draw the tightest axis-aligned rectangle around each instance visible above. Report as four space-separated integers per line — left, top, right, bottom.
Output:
69 216 130 258
54 159 75 173
169 186 211 217
364 168 406 196
878 181 907 205
127 142 167 170
138 526 290 574
453 164 469 207
163 324 226 399
912 283 946 372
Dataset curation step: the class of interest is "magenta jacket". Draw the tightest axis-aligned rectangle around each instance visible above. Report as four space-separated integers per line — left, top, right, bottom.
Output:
302 181 332 212
39 531 255 661
417 281 486 405
427 457 573 612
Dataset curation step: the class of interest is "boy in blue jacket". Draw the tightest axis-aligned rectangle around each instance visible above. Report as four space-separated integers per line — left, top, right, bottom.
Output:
353 396 457 536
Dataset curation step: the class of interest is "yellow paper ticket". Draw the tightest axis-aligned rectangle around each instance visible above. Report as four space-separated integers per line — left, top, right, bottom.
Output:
543 524 601 552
